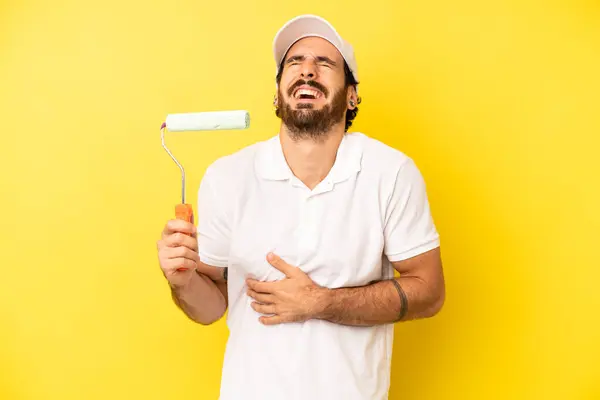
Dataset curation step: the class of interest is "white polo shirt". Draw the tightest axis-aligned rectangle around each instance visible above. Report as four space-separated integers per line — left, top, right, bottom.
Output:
196 132 440 400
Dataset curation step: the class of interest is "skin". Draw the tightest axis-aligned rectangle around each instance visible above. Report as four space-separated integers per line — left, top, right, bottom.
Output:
156 220 227 325
276 36 358 190
157 36 445 326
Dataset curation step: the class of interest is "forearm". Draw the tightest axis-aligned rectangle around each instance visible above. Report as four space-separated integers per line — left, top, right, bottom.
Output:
171 271 227 325
316 276 444 327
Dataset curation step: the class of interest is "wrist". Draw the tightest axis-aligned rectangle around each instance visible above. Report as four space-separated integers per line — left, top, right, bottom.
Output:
170 270 196 292
312 286 334 320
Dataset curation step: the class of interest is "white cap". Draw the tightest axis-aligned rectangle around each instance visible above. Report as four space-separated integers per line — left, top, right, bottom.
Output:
273 14 359 83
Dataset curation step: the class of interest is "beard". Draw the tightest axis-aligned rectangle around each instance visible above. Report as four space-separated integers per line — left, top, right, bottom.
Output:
277 80 348 141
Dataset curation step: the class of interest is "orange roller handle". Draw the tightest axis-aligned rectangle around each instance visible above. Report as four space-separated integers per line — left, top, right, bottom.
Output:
175 203 194 271
176 203 194 224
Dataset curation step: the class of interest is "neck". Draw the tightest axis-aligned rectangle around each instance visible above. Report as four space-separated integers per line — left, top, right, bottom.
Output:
279 123 346 190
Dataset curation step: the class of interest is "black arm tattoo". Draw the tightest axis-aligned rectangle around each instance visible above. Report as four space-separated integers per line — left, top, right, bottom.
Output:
391 279 408 321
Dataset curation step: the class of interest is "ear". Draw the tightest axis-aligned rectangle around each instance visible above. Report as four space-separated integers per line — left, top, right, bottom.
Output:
347 86 358 110
274 81 280 106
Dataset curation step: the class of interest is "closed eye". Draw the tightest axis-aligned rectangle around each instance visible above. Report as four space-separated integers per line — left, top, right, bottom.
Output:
285 55 338 68
316 56 337 67
286 55 304 66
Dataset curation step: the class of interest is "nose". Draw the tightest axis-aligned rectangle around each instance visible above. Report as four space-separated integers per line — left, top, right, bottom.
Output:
300 59 317 80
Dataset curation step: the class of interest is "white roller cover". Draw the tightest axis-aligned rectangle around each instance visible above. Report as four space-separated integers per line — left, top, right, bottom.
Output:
165 110 250 132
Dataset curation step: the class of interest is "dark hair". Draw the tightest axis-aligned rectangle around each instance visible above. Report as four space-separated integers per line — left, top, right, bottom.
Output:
275 60 362 132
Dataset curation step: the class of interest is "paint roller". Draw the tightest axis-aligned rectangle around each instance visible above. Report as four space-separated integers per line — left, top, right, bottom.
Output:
160 110 250 270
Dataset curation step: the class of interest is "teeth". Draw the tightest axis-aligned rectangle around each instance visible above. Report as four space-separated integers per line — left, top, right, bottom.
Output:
295 88 320 99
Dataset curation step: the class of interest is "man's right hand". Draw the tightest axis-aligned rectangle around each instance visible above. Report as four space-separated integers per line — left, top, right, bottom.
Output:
157 219 200 288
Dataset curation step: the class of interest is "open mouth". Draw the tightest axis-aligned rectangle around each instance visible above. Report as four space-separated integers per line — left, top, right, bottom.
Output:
293 88 324 100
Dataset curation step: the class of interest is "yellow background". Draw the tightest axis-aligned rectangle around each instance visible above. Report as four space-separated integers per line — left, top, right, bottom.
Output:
1 0 599 399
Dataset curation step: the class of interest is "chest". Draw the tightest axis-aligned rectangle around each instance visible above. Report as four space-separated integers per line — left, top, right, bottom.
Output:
227 179 387 288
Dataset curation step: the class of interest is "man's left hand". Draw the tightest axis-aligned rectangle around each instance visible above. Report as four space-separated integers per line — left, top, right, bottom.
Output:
246 253 329 325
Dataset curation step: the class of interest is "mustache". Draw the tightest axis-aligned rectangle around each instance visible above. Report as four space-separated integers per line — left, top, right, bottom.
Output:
287 79 329 97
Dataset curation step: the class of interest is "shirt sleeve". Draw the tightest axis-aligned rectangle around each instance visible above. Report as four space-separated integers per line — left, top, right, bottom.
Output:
196 166 231 268
383 158 440 262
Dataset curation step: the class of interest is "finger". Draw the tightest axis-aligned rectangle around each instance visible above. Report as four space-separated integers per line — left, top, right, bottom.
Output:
161 246 200 264
246 279 277 294
164 257 197 272
251 302 276 315
266 253 297 277
163 232 198 252
259 315 286 325
162 219 197 238
247 288 276 304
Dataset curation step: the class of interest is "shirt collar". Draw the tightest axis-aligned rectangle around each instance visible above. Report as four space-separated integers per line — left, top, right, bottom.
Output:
255 132 363 184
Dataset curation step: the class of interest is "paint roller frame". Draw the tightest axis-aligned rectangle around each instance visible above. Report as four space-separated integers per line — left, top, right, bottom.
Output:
160 122 193 224
160 110 250 271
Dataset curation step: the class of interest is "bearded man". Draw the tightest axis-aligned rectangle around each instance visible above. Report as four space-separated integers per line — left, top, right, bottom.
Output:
156 14 446 400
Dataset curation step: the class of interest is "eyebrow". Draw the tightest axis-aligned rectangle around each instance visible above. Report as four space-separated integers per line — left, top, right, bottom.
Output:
285 55 338 66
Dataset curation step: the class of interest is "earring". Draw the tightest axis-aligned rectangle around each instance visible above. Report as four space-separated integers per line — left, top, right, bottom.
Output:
349 100 355 107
